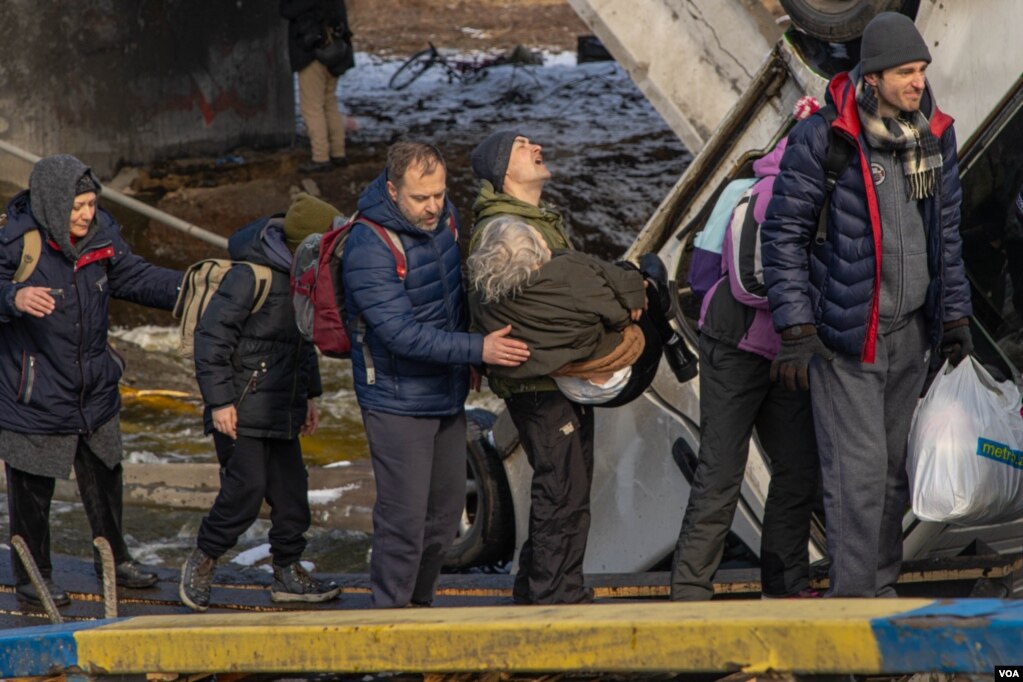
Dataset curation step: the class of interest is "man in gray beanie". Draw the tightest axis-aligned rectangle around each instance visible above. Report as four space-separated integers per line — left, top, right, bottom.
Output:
468 131 596 605
469 131 520 193
760 11 973 596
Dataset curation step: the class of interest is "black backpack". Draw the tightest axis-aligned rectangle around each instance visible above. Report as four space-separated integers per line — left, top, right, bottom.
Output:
814 105 857 246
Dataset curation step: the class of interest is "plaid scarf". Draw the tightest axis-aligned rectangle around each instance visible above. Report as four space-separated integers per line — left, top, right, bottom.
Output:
856 78 943 200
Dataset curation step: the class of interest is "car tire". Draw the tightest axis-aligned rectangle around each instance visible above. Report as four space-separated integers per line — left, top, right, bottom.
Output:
779 0 913 43
444 408 515 569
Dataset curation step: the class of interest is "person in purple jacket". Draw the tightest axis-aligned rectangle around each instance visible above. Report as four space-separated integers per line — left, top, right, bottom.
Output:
670 104 821 601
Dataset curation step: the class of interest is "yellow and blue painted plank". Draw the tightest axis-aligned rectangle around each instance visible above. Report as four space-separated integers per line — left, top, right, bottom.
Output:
0 599 1021 677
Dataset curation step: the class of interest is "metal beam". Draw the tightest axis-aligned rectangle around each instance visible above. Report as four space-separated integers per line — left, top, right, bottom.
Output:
0 140 227 250
566 0 781 154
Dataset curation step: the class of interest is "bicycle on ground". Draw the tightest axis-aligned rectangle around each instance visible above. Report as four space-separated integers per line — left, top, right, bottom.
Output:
388 43 537 91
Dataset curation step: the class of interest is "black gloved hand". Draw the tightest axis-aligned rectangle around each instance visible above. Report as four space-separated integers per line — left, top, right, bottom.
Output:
940 320 974 367
770 325 835 391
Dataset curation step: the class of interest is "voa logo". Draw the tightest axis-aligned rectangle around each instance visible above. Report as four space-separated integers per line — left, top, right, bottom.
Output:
997 669 1020 677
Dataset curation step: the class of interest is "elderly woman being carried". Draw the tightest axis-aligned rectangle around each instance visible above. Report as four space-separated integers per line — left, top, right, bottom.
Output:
467 217 691 406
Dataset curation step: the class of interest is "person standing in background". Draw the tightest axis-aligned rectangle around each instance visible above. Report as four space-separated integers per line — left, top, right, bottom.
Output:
280 0 355 174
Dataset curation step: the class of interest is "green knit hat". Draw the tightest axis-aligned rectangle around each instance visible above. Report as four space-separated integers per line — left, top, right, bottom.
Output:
284 192 342 252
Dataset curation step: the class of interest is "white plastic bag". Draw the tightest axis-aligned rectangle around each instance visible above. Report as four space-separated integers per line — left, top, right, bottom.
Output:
907 357 1023 526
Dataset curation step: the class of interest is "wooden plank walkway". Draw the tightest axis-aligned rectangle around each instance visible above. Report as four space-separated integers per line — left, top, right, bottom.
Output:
1 598 1021 677
0 551 1016 677
0 550 1016 628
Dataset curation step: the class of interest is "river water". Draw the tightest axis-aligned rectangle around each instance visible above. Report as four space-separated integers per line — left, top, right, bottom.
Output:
0 49 687 577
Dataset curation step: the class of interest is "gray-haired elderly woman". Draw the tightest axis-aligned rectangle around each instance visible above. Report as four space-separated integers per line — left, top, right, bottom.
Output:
468 217 673 405
0 154 182 607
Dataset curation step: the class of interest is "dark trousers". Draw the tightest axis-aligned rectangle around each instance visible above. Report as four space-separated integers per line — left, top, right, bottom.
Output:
363 409 466 608
197 433 310 567
671 335 819 600
6 443 130 585
506 390 595 604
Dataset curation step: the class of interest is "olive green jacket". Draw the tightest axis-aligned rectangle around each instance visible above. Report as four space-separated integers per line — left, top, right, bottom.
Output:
469 181 573 396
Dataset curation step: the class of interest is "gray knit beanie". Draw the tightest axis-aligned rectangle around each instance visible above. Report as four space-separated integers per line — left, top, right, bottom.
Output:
470 131 521 192
859 12 931 74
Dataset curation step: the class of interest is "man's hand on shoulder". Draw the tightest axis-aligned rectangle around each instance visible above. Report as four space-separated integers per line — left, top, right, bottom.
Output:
770 324 835 391
482 324 530 367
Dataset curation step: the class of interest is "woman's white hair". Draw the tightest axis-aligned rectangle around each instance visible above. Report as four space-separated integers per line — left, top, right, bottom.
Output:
467 217 551 304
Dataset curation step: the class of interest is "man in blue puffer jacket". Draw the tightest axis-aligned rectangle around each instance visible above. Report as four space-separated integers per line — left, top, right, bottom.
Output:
343 141 529 608
761 13 973 597
0 154 182 607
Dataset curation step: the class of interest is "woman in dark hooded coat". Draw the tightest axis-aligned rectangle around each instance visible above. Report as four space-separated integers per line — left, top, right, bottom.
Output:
0 154 182 607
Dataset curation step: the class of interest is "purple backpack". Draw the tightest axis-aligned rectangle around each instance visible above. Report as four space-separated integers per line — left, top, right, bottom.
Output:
688 178 756 300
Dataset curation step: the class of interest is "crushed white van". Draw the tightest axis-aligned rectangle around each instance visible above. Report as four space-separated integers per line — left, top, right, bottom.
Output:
447 0 1023 584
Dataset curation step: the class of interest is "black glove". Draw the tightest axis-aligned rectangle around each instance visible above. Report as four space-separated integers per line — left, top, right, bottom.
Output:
770 325 835 391
940 320 973 367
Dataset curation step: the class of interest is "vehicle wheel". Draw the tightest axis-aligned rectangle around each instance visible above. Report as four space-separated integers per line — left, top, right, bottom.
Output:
388 47 437 90
444 408 515 569
779 0 912 43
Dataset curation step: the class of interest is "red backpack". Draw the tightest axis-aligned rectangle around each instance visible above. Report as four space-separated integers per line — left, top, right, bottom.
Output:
290 213 403 359
291 212 459 360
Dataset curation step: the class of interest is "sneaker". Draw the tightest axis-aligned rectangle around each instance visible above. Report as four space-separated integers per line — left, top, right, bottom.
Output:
16 579 70 607
298 160 333 174
270 562 340 603
179 548 216 612
330 156 349 167
95 560 159 589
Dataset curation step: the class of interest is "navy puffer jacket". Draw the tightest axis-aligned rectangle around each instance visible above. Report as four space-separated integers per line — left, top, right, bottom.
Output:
343 172 482 416
761 69 972 362
194 217 321 438
0 191 181 434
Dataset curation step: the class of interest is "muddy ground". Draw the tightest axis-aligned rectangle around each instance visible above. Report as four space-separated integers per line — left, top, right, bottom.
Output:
112 1 690 331
134 0 594 270
94 0 700 384
346 0 590 55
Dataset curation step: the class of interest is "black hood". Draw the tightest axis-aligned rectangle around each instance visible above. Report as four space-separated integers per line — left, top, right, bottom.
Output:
28 154 102 261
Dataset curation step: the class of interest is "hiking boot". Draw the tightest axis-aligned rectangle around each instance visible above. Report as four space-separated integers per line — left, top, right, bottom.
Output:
16 579 70 607
179 548 216 612
270 562 340 603
95 560 159 588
